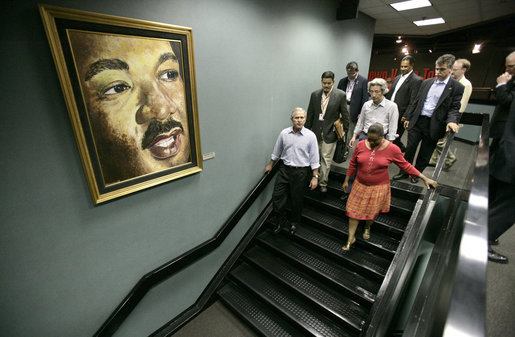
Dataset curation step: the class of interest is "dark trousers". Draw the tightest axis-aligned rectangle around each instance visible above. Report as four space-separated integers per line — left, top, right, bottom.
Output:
393 119 407 152
488 175 515 241
405 116 438 173
272 164 310 223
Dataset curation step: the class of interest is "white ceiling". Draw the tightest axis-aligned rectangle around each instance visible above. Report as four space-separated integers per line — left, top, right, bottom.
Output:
358 0 515 35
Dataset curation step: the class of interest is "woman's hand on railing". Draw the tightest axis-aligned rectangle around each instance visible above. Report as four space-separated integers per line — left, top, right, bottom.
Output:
419 173 438 190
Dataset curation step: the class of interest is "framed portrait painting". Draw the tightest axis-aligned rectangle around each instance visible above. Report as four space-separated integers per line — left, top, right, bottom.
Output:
39 5 202 204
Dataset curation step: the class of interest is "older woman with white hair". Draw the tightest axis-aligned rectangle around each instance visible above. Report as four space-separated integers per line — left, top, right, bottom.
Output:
349 78 399 147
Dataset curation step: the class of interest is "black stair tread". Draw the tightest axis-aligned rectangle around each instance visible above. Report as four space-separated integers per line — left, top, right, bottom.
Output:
257 232 379 304
294 225 391 278
302 206 399 255
390 179 425 195
305 189 348 212
244 245 368 332
231 262 356 337
374 211 411 232
218 282 308 337
391 194 417 212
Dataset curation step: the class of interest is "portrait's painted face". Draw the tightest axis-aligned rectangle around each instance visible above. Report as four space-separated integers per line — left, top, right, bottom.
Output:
68 32 190 184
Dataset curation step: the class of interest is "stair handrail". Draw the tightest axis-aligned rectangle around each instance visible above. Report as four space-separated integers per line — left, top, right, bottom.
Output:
402 112 490 337
363 122 460 337
94 161 280 337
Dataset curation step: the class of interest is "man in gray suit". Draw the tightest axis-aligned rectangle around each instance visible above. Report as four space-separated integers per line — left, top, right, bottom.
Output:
385 55 422 152
306 71 350 192
393 54 464 183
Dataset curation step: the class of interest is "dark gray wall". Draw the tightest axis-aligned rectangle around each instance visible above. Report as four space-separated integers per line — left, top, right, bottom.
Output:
0 0 375 335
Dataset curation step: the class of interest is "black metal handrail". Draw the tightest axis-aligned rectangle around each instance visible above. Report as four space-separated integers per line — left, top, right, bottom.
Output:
94 162 280 337
363 127 459 337
403 112 489 337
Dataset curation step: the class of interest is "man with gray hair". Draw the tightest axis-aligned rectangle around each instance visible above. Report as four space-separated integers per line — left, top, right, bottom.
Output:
429 58 473 169
393 54 464 183
265 107 320 235
349 78 399 147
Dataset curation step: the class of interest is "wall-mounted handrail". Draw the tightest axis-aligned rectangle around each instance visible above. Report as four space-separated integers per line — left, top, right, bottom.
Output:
94 162 280 337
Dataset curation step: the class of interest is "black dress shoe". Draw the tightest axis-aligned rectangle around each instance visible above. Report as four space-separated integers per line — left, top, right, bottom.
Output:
393 172 409 180
269 214 285 234
410 177 419 184
488 248 508 264
489 239 499 246
289 223 297 236
272 223 282 234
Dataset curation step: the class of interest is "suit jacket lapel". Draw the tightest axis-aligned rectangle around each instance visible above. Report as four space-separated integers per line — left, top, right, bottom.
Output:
390 76 400 93
435 80 453 109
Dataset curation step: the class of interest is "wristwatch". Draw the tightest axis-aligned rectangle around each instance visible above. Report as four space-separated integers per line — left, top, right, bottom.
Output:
313 174 320 179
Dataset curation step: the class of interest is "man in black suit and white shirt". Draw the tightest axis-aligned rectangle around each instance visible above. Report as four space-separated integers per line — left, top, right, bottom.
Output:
306 71 350 192
337 62 369 160
386 55 422 152
488 51 515 263
393 54 464 183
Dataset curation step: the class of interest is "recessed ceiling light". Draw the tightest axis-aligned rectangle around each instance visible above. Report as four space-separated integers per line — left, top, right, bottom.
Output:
391 0 431 12
472 44 482 54
413 17 445 26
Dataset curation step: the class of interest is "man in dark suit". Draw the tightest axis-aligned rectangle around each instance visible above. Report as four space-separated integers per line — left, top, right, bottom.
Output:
385 55 422 152
306 71 349 192
337 62 369 160
393 54 464 183
488 51 515 263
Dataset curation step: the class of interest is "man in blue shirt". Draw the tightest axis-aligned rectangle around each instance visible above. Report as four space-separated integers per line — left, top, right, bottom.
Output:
265 108 320 235
393 54 464 183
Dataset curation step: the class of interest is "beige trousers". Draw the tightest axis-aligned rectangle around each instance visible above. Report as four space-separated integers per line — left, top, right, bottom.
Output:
318 139 337 187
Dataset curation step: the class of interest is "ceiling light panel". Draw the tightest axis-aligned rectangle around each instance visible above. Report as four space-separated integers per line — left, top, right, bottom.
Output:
413 17 446 26
390 0 432 12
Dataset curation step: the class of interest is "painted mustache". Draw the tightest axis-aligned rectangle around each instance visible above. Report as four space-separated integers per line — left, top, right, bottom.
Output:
141 118 184 150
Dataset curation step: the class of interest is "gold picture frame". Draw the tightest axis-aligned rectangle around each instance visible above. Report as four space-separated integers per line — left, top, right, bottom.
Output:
39 4 202 204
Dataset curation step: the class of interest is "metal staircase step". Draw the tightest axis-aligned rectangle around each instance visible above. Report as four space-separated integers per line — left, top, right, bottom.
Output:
256 232 379 305
230 262 357 337
293 225 391 279
244 245 368 333
302 206 399 256
218 282 308 337
374 210 411 233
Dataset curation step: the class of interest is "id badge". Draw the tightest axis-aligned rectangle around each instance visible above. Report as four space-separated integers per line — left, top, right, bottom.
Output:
319 113 324 121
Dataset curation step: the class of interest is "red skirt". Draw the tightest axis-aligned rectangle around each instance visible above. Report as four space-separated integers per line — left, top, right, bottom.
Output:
346 179 391 220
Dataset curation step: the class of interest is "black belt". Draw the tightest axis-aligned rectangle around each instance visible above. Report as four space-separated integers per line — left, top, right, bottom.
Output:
419 115 431 119
284 164 309 169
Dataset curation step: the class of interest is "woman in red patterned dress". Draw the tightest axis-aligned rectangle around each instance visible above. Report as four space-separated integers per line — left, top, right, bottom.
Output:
342 123 437 251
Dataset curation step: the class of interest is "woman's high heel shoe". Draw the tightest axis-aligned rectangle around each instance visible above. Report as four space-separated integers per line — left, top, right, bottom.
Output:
363 227 371 240
342 238 356 251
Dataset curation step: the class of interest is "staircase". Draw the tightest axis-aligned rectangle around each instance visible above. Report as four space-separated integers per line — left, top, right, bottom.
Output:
214 167 423 337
